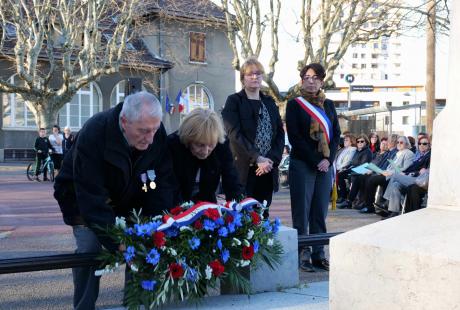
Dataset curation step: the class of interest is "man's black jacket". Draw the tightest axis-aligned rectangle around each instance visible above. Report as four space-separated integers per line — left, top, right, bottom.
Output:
167 132 243 204
54 103 176 251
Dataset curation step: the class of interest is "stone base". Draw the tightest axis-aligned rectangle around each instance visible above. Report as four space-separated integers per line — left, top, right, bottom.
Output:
330 208 460 310
222 225 299 294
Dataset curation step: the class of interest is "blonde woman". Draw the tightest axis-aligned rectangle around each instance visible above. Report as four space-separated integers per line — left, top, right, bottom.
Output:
168 108 243 203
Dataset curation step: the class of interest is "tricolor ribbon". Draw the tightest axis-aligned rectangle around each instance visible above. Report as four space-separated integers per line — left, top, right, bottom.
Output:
157 198 261 232
294 96 333 144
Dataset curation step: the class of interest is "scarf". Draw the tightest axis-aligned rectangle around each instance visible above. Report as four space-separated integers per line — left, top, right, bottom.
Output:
300 89 330 158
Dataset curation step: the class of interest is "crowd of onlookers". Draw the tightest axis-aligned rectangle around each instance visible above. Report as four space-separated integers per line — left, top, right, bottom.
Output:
333 131 431 219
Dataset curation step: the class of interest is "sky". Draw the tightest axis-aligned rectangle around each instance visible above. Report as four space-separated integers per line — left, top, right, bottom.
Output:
211 0 450 96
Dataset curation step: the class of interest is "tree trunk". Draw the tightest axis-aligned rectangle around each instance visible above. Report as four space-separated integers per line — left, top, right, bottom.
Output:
29 100 60 132
426 0 436 135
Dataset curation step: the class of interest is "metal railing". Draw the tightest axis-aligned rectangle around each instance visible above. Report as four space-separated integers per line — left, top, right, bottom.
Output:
0 232 342 275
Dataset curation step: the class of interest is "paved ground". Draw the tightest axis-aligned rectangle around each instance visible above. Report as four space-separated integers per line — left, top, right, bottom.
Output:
0 162 380 309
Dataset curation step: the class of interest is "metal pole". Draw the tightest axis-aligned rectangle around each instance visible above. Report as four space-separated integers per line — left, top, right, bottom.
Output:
348 85 351 110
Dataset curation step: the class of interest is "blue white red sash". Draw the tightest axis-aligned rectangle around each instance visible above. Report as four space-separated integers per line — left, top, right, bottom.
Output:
157 198 261 232
294 97 332 143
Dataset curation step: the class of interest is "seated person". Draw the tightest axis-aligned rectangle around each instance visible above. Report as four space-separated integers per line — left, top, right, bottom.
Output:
336 134 372 209
380 136 431 218
359 135 415 214
334 133 357 203
403 182 428 213
168 108 243 204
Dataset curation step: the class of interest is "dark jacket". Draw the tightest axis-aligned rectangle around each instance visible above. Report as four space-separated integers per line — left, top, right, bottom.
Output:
372 150 391 169
285 97 341 169
34 136 52 156
53 103 176 251
167 133 243 204
222 89 284 189
404 150 431 175
62 134 74 155
350 146 373 168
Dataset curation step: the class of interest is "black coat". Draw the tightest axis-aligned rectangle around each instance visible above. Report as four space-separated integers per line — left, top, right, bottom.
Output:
404 150 431 175
350 146 373 167
222 89 284 189
285 98 341 169
54 103 176 251
167 133 243 204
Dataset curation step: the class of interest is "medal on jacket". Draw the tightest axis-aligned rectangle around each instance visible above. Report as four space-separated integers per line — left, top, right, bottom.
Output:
140 173 148 192
147 169 156 190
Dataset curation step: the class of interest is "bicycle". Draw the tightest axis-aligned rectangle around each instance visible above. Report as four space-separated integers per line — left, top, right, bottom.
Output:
27 155 55 182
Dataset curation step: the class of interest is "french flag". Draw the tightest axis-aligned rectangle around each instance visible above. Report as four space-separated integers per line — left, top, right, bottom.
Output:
175 90 189 113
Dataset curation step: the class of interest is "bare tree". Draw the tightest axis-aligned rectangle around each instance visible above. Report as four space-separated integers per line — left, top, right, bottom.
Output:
0 0 140 130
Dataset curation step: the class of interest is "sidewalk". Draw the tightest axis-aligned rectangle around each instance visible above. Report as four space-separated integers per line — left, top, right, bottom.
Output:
108 281 329 310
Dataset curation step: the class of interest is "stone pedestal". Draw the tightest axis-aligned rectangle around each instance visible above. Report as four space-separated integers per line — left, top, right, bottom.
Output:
221 225 299 294
330 2 460 309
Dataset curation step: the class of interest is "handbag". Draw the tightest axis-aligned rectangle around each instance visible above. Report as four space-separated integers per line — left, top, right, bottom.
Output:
415 170 430 190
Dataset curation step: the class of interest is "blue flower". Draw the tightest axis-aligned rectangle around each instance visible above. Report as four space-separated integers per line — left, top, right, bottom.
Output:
227 223 236 233
124 227 134 236
188 237 201 250
262 220 273 233
165 227 179 237
186 267 199 282
123 246 135 262
146 248 160 265
217 239 223 250
233 212 243 227
273 218 281 234
216 217 225 226
254 240 260 253
218 226 228 237
221 248 230 263
203 219 216 231
134 221 160 237
141 280 156 291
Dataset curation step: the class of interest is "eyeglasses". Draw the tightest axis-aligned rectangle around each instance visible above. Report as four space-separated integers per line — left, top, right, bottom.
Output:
397 141 405 144
418 142 429 146
245 71 263 78
302 75 320 82
356 140 365 144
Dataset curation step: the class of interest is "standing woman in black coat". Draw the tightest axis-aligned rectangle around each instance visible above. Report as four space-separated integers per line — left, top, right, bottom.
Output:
222 57 284 217
286 63 341 272
168 108 243 204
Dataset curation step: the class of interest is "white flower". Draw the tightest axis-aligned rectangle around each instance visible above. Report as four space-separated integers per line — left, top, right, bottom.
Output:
232 238 241 246
180 226 192 231
205 265 213 280
262 200 268 207
247 229 254 240
267 238 274 246
168 248 177 256
152 215 163 221
114 217 126 229
130 264 139 272
240 260 250 267
94 264 118 276
243 239 250 247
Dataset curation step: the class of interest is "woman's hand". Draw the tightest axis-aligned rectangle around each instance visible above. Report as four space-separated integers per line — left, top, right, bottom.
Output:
382 171 393 177
317 159 330 172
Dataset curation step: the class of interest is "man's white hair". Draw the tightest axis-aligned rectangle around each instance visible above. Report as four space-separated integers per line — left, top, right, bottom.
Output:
120 91 162 122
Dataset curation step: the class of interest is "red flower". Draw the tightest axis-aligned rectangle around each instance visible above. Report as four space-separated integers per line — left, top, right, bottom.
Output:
204 209 220 221
170 206 183 216
193 220 203 230
152 231 166 248
225 214 234 224
250 211 261 225
209 259 225 277
169 263 184 279
242 245 255 260
162 215 168 223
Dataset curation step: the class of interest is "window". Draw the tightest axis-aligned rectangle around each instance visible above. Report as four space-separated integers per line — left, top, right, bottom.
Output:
58 82 102 130
371 63 378 69
110 80 148 107
384 74 388 80
352 63 358 69
402 116 409 125
189 32 206 63
373 43 379 49
361 53 366 58
182 84 213 113
371 53 379 59
352 53 358 58
361 64 366 69
2 75 36 128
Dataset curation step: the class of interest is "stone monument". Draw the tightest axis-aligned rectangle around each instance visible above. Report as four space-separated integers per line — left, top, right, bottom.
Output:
329 2 460 309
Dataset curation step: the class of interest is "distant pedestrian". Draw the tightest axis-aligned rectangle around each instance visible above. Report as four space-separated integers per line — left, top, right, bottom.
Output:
286 63 341 272
49 125 64 173
63 126 75 157
33 128 52 181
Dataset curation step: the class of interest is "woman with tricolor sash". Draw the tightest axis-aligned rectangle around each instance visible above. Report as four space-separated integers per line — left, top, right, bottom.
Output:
285 63 341 272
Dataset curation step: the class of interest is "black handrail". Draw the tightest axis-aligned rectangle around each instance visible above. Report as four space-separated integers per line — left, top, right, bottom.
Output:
0 232 342 275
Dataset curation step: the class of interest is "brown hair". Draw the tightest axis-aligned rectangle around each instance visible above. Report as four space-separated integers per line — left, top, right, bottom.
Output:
356 134 369 146
344 133 357 147
240 56 265 85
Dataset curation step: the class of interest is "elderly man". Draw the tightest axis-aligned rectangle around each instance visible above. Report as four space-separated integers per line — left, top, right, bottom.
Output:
54 91 176 310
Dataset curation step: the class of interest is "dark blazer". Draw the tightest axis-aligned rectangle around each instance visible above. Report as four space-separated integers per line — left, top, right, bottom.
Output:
350 146 373 168
54 103 176 251
167 133 243 204
285 97 341 169
404 150 431 175
222 89 284 189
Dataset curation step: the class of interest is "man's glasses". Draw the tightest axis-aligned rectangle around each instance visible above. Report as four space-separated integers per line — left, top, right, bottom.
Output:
357 140 365 144
245 71 263 78
418 142 429 146
302 75 320 82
